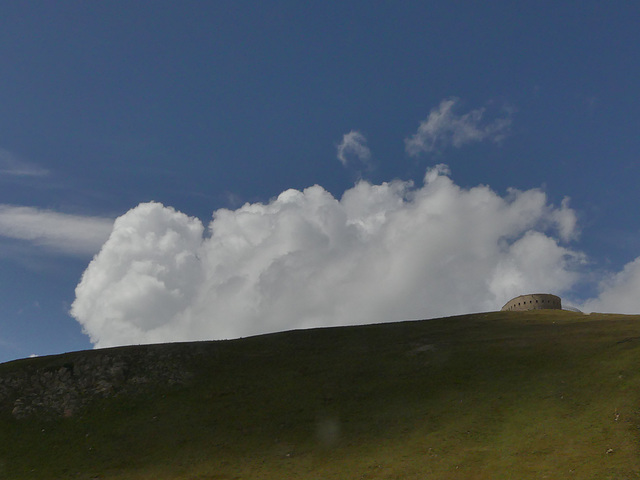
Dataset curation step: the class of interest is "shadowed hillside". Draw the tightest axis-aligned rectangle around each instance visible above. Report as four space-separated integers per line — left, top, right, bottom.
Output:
1 310 640 479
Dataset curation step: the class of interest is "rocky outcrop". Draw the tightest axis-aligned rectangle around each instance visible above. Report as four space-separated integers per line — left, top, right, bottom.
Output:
0 343 202 420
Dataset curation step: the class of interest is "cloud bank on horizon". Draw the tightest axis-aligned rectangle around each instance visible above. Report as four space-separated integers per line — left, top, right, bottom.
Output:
68 99 640 349
72 164 586 348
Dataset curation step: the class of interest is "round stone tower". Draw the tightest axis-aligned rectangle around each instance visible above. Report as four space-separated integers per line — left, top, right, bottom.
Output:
501 293 561 312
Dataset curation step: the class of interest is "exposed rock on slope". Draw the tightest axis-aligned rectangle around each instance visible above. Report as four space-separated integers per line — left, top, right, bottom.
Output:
0 343 203 419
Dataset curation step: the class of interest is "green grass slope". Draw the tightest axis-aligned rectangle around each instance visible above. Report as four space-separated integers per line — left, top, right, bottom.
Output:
2 310 640 479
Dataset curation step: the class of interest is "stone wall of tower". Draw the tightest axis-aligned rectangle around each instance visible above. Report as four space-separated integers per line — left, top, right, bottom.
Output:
501 293 561 312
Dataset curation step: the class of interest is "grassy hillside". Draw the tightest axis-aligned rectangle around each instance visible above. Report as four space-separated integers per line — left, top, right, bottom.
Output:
1 310 640 479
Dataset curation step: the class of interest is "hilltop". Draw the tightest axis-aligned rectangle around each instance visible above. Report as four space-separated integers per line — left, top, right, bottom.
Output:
1 310 640 479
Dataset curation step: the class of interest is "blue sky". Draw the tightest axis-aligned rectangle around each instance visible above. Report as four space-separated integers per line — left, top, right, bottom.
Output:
1 1 639 362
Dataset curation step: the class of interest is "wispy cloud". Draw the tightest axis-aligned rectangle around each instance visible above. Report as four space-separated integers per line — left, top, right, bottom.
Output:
336 130 372 168
0 149 49 177
405 98 512 156
0 205 114 256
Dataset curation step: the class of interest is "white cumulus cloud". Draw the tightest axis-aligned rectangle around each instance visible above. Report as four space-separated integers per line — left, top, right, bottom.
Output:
0 205 114 256
71 166 584 349
581 258 640 314
405 98 512 156
336 130 372 168
71 202 204 346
